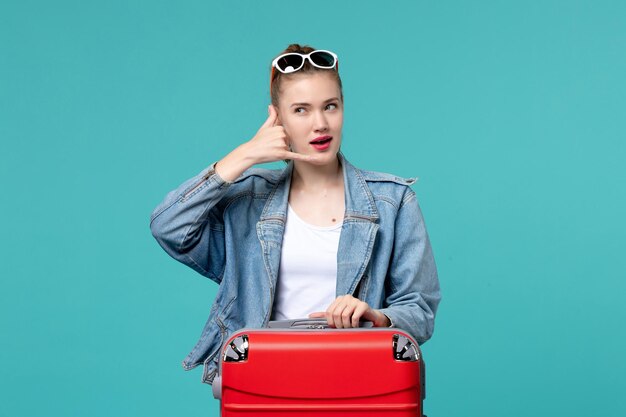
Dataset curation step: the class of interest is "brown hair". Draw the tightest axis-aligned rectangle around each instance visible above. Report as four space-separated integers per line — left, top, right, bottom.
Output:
269 43 344 107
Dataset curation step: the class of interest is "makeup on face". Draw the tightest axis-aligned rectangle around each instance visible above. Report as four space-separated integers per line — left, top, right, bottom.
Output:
278 72 343 161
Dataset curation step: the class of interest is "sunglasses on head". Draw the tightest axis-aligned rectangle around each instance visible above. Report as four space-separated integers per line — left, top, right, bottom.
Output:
272 49 338 73
270 49 339 90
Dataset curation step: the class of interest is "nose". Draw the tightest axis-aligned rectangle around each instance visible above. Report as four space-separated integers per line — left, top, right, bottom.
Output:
313 109 329 132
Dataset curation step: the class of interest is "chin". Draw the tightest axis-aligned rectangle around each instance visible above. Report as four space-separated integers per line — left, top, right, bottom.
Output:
312 151 340 166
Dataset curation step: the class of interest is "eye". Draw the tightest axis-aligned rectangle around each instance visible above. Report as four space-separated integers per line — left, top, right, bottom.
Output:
294 107 306 114
326 103 338 110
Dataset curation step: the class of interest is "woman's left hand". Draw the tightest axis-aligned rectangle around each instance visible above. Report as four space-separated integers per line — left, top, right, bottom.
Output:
308 295 391 328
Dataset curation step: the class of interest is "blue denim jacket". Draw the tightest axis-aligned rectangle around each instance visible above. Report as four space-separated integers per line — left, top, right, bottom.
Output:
149 153 441 384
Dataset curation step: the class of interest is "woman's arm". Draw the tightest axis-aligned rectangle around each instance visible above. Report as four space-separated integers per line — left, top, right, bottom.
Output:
150 105 319 282
149 162 234 283
308 189 440 338
377 189 441 344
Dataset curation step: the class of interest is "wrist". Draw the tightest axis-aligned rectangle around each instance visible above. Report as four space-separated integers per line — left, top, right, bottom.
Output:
216 144 255 182
234 142 256 166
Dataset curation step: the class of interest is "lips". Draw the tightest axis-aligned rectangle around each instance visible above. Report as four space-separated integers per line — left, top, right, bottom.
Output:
309 135 332 144
309 135 333 151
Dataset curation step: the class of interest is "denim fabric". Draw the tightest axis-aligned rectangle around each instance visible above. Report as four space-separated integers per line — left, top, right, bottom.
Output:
149 153 441 385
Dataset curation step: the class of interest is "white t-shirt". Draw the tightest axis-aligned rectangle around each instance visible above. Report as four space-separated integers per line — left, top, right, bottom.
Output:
271 204 341 320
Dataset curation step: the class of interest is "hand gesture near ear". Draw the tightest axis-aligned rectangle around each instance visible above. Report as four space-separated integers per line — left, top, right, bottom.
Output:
215 105 321 182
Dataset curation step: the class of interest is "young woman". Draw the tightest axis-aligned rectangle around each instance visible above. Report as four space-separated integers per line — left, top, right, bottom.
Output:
149 44 441 385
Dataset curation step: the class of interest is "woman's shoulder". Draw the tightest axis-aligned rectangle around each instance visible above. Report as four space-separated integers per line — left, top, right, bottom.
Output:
350 164 419 208
342 154 417 187
358 168 417 187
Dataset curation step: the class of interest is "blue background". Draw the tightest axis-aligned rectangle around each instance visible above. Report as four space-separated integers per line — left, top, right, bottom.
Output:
1 1 625 416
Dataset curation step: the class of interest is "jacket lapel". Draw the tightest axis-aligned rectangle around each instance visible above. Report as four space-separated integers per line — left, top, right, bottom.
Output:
335 153 380 296
256 162 293 316
256 154 380 314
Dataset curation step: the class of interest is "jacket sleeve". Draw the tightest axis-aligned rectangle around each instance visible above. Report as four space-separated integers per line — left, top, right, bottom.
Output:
377 189 441 344
149 162 233 284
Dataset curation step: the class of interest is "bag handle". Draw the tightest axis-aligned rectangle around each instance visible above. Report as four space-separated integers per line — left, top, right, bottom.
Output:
267 318 374 329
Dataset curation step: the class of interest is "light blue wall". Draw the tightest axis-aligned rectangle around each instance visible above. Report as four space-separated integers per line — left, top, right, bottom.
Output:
1 1 624 416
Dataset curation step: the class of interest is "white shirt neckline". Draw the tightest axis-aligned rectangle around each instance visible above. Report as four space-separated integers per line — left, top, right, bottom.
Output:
287 203 343 231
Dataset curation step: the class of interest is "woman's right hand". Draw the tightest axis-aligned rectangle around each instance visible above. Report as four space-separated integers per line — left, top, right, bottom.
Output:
214 105 318 182
245 104 317 165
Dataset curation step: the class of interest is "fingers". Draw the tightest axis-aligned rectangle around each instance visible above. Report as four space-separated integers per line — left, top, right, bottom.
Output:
281 146 328 164
323 295 370 329
270 105 282 126
260 104 279 129
250 105 330 165
282 151 323 163
324 297 342 328
352 302 370 327
308 312 326 318
341 303 354 328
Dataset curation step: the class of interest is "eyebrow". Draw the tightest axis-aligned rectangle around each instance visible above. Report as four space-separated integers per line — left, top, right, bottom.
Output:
290 97 340 108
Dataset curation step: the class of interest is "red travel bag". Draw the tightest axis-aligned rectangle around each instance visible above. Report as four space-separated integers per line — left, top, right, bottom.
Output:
212 319 426 416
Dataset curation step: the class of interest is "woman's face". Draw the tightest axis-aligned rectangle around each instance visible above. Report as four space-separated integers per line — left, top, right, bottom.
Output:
274 71 343 165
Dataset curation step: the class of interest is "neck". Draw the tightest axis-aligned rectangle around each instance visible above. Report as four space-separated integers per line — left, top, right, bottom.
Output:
291 154 343 192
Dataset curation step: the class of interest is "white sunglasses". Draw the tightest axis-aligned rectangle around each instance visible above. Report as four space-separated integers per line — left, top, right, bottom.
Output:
271 49 339 74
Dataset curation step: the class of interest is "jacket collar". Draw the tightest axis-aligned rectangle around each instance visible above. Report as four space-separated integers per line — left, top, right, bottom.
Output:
259 152 379 222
